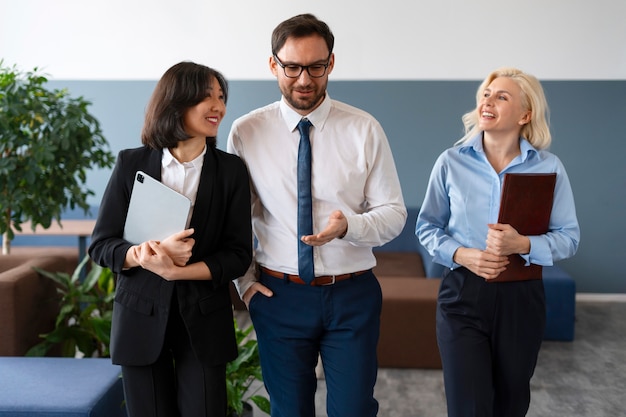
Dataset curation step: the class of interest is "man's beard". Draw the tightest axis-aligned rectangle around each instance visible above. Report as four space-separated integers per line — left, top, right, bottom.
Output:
282 84 326 112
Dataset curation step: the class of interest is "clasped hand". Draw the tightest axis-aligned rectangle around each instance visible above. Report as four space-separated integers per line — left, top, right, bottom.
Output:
454 223 530 280
133 228 195 280
486 223 529 257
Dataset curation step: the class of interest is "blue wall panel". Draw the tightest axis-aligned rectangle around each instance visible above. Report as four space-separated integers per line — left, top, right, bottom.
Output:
14 79 624 293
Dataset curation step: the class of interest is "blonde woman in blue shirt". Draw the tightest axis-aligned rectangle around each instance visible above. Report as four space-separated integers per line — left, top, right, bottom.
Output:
416 67 580 417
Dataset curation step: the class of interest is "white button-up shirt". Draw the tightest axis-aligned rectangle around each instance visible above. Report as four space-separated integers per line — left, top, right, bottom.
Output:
227 95 406 295
161 145 206 227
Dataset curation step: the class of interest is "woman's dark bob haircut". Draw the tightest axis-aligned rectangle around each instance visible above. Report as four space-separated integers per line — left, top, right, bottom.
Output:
141 61 228 149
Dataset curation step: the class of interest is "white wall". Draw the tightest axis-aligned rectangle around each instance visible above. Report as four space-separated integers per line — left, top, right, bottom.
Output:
2 0 625 80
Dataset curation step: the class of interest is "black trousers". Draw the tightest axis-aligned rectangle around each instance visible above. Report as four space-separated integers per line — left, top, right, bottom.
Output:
436 267 546 417
120 293 227 417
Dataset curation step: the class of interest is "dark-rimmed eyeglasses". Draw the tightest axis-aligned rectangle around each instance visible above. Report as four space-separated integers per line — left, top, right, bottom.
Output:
273 54 331 78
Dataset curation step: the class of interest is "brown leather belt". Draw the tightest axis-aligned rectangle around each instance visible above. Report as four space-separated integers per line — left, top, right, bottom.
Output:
260 266 369 286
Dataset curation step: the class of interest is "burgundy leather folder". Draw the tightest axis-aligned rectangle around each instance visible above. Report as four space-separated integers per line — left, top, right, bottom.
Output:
491 173 556 282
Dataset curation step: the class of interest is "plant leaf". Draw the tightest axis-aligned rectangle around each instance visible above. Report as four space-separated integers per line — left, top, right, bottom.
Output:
250 395 271 414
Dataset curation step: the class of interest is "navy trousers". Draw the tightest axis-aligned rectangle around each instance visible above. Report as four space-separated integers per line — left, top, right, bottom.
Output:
437 267 546 417
249 269 381 417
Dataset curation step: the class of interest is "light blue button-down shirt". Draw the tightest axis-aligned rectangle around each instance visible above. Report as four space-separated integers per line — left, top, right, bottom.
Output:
416 134 580 270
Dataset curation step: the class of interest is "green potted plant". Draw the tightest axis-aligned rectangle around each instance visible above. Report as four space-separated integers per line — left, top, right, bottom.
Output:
0 60 115 254
227 319 271 416
26 255 115 358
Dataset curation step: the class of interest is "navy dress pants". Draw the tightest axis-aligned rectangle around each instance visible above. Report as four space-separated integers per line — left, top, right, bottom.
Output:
437 267 546 417
249 269 381 417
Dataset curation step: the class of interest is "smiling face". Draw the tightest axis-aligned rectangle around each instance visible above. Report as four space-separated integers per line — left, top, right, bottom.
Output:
270 34 334 115
183 76 226 139
478 76 531 137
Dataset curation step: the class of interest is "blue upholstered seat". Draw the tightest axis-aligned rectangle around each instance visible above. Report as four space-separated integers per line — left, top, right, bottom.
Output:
542 265 576 341
0 357 126 417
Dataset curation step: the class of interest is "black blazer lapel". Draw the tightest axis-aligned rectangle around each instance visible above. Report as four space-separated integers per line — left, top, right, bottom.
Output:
189 146 219 237
143 150 163 182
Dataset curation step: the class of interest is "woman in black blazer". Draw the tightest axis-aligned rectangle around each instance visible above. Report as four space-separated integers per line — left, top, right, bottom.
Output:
89 62 252 417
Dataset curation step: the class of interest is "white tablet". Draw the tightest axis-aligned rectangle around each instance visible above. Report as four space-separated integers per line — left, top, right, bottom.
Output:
123 171 191 244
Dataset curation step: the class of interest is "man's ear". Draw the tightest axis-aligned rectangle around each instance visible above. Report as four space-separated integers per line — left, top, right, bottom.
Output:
326 53 335 76
269 56 279 77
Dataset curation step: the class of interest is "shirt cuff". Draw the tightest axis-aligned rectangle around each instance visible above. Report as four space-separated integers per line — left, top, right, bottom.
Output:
233 261 258 298
527 235 553 266
341 215 357 241
435 240 463 270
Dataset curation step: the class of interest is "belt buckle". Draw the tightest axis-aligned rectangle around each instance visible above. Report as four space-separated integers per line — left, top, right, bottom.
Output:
321 275 336 286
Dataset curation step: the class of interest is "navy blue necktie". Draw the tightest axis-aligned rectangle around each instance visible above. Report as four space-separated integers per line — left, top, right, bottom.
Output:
297 118 314 283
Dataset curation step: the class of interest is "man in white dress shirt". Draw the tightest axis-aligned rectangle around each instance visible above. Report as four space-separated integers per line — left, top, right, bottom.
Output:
227 13 406 417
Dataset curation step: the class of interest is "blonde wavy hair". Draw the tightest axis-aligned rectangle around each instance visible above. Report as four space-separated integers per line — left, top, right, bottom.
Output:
456 67 551 150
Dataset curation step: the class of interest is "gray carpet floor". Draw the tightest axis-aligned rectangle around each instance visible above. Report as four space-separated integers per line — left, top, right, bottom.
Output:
239 298 626 417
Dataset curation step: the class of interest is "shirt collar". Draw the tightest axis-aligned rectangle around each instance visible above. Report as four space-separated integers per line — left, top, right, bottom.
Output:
161 145 207 169
518 137 539 161
279 93 332 133
458 133 540 161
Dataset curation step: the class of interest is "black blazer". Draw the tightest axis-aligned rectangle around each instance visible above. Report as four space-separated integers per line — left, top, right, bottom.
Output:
89 144 252 366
